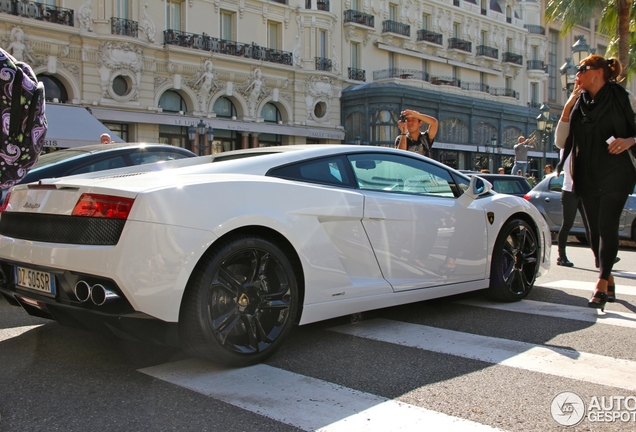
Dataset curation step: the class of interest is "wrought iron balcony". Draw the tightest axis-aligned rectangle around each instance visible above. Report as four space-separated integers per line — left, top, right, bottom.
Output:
1 0 74 26
489 87 519 99
461 82 490 93
111 17 138 37
431 76 459 87
382 20 410 37
372 69 429 82
343 10 374 28
527 60 546 71
448 38 472 53
315 57 332 72
476 45 498 59
524 24 545 35
163 30 293 66
348 67 366 81
417 29 442 45
502 52 523 65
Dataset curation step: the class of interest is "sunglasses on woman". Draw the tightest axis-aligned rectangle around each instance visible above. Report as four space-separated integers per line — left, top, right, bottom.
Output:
577 65 600 74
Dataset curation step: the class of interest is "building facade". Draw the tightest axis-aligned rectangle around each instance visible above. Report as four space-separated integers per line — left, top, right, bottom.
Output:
0 0 628 172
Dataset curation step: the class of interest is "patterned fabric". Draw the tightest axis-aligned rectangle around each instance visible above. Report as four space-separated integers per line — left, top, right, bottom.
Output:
0 48 47 189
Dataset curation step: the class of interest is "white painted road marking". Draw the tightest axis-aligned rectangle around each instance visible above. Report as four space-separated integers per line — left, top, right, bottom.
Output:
455 298 636 329
330 319 636 392
542 279 636 297
140 359 503 432
0 325 42 342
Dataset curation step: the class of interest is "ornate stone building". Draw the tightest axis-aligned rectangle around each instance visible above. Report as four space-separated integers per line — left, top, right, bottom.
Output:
0 0 628 171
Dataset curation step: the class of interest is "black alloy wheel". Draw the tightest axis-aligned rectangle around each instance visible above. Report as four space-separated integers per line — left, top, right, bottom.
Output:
486 219 539 301
180 236 299 366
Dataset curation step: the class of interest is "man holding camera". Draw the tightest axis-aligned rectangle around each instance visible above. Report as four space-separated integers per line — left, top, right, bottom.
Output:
396 109 439 158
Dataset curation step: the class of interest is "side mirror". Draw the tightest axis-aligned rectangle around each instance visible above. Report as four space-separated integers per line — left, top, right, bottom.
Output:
460 175 492 203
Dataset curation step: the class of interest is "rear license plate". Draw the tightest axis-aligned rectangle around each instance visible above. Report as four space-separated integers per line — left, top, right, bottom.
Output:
14 266 55 295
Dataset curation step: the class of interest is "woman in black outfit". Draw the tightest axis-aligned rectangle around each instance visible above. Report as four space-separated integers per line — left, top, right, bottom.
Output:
555 54 636 310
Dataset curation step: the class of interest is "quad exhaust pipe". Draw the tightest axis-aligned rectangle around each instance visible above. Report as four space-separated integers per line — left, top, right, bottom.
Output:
73 281 120 306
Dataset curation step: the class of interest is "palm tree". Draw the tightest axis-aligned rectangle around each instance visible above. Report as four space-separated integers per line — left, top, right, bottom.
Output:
546 0 633 81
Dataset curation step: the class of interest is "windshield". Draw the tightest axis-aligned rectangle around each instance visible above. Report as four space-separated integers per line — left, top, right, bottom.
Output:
33 150 91 168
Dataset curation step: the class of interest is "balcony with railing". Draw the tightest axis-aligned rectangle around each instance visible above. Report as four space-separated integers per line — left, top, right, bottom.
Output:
343 10 375 28
417 29 442 45
382 20 410 37
524 24 545 35
348 67 366 81
111 17 138 37
0 0 74 27
163 30 293 66
489 87 519 99
316 57 332 72
526 60 546 71
461 82 490 93
448 38 472 53
476 45 498 59
502 52 523 65
431 76 460 87
373 69 429 82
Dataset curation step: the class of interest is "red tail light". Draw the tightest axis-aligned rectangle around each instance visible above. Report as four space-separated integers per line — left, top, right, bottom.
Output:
0 191 10 213
523 193 531 201
72 194 134 219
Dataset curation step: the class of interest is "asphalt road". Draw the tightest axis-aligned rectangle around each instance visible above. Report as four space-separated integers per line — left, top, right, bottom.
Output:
1 240 635 432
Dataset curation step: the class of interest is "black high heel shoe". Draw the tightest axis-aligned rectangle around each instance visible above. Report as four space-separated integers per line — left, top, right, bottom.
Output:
588 291 608 311
556 256 574 267
607 285 616 303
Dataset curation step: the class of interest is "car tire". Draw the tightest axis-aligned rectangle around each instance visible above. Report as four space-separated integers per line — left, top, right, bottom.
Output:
180 236 299 367
486 218 539 302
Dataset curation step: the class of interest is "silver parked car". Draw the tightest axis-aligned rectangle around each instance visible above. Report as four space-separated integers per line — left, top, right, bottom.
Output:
523 173 636 242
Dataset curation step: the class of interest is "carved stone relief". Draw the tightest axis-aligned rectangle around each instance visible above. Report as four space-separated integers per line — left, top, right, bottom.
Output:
140 3 156 43
96 42 144 101
78 0 93 32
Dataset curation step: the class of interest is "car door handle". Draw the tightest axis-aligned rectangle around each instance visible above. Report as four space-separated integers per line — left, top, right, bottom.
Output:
544 198 550 202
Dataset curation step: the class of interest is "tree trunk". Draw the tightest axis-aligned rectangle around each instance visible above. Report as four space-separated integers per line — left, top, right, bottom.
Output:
617 0 630 84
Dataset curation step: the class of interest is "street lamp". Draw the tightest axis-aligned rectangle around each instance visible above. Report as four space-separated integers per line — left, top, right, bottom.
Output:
560 36 591 94
490 134 502 169
188 119 214 156
354 135 361 145
536 103 555 169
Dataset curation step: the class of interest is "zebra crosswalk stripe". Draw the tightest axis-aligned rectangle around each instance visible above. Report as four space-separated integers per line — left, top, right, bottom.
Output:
140 359 504 432
329 318 636 392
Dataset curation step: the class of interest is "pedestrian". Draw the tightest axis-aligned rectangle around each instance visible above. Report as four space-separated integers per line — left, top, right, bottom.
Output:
497 167 505 174
100 133 112 144
396 109 438 158
543 164 553 179
512 135 535 176
555 54 636 310
524 172 535 187
554 149 588 267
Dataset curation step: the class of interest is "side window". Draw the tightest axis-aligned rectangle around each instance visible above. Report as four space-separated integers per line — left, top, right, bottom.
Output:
348 153 456 197
268 156 350 187
548 174 563 192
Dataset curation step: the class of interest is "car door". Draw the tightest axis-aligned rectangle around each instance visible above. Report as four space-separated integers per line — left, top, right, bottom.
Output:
348 153 488 291
541 174 566 227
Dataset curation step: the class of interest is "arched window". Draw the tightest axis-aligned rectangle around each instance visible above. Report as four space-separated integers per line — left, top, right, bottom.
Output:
37 75 68 103
503 126 523 149
159 90 187 113
261 102 281 123
345 111 365 143
472 122 497 146
213 96 236 118
438 118 469 143
370 110 398 147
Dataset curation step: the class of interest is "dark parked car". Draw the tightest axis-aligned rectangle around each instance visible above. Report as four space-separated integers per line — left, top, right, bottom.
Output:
523 173 636 242
463 172 532 197
1 143 196 206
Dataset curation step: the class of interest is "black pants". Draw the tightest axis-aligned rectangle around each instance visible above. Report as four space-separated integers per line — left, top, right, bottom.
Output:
558 190 588 258
581 191 629 280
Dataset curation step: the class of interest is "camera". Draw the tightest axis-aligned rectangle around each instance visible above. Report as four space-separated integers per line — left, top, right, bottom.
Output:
399 114 407 122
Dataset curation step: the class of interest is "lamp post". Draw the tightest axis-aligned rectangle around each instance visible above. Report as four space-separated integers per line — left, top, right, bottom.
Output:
188 119 214 156
354 135 361 145
536 103 555 170
490 134 502 171
560 36 591 95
